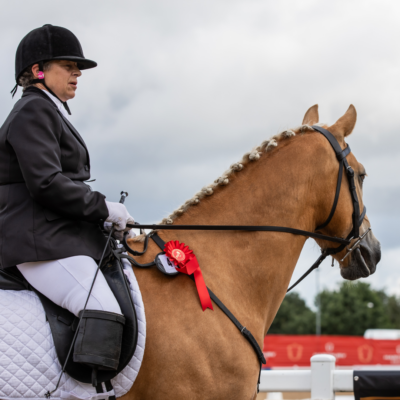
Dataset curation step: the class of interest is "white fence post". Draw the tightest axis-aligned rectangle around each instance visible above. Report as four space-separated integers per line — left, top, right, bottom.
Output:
260 354 355 394
310 354 336 400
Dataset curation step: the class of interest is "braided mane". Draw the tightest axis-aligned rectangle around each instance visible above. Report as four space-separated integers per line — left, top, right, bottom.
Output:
132 124 318 241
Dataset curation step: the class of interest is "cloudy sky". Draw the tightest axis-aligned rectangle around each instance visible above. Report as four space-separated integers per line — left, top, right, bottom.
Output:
1 0 399 310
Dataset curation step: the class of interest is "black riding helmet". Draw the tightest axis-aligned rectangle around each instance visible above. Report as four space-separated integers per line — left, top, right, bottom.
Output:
11 24 97 114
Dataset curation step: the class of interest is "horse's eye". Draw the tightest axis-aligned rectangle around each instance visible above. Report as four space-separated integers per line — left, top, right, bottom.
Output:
359 174 366 184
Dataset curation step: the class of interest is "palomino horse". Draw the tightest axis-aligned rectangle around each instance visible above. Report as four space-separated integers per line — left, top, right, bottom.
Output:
124 104 381 400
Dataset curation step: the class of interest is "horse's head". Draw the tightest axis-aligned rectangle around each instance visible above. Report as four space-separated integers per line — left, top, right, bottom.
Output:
303 104 381 281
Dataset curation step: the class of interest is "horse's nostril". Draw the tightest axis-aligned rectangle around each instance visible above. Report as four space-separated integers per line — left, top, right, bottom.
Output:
354 248 370 277
359 237 381 274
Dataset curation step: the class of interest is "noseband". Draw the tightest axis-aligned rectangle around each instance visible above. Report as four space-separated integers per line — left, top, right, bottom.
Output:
123 126 370 292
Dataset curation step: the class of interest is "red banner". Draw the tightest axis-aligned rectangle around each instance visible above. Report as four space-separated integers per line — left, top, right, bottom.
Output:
263 335 400 367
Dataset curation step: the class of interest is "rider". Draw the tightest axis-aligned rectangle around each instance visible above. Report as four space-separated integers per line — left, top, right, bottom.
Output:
0 24 134 380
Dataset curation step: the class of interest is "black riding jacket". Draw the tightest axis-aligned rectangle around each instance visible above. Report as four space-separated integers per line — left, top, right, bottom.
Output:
0 87 109 268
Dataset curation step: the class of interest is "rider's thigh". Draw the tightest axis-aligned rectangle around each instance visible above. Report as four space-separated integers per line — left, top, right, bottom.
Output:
17 255 122 317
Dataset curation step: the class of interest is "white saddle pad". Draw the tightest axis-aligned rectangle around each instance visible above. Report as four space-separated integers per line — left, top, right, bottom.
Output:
0 260 146 400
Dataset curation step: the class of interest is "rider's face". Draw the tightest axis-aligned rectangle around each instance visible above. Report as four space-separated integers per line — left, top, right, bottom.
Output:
32 60 82 102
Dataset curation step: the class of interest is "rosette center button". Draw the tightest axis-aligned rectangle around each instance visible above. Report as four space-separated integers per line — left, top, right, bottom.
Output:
171 249 186 262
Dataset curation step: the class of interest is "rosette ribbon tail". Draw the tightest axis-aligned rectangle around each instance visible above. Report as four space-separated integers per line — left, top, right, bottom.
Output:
191 263 213 311
180 257 213 311
164 240 213 311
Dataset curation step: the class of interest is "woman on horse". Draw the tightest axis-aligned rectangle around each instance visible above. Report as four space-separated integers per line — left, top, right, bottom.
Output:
0 24 133 379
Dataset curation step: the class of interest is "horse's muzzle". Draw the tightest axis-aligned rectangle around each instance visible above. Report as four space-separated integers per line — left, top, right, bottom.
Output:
340 230 381 281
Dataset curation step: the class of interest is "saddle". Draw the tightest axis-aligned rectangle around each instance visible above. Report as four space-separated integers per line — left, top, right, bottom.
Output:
0 252 138 386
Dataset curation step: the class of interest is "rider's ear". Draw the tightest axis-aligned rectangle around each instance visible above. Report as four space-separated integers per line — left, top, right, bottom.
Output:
328 105 357 143
302 104 319 125
31 63 40 78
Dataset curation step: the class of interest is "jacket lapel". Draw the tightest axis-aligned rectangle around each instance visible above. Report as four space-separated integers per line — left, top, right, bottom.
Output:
56 110 88 150
22 87 91 163
57 111 91 165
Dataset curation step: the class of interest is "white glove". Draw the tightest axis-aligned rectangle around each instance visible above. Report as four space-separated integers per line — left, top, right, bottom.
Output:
105 201 135 231
104 221 136 241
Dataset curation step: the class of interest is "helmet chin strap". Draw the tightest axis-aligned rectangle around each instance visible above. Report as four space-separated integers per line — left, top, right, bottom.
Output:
30 61 71 115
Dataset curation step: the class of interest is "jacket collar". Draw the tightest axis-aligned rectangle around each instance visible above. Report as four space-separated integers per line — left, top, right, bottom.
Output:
22 86 56 107
41 90 70 120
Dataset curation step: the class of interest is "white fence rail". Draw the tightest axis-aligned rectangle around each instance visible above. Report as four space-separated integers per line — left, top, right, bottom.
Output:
259 354 354 399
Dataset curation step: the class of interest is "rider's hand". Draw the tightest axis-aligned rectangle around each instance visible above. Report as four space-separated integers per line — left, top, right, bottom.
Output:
104 221 137 241
105 201 135 231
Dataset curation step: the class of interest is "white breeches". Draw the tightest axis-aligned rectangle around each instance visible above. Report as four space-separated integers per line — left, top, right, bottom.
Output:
17 255 122 317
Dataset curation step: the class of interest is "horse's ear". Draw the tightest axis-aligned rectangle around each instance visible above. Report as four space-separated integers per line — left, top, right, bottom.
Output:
302 104 319 125
328 105 357 141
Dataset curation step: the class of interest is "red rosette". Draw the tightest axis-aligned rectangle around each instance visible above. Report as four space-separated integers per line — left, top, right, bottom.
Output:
164 240 213 311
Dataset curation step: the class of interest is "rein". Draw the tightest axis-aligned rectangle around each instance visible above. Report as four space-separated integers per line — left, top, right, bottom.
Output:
124 209 367 292
125 224 351 244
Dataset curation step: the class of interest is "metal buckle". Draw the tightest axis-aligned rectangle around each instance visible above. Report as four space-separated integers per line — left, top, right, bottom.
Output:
346 165 355 177
340 227 372 262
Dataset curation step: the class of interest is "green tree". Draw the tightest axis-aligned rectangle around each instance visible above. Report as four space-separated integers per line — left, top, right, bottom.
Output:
376 291 400 329
269 292 315 334
318 281 391 335
269 283 400 335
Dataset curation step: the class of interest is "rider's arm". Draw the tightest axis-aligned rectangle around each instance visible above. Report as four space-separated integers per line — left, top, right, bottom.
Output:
7 97 108 223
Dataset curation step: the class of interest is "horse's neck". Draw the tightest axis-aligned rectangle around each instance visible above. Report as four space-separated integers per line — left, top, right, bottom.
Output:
159 136 322 336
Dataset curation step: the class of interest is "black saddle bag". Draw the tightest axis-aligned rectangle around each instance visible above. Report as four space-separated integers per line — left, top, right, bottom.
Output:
0 255 138 385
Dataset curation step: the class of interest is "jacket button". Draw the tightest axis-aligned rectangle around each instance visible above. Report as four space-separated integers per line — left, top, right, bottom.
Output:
84 165 89 171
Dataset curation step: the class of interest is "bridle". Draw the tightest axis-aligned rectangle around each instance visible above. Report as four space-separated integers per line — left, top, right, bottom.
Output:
118 125 371 392
123 125 370 292
286 125 369 290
